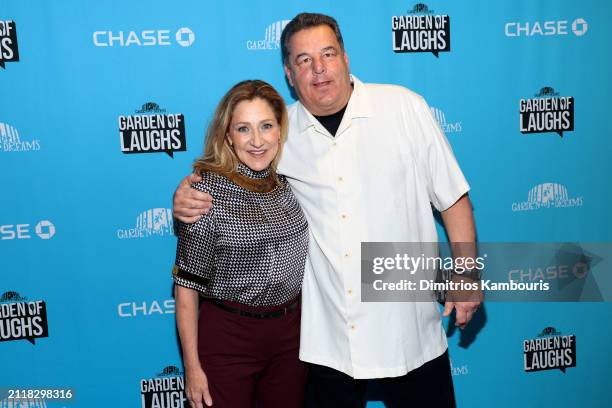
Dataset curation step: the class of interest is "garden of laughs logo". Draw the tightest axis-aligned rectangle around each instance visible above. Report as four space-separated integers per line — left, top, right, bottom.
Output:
519 87 574 137
0 20 19 69
523 327 576 373
140 365 188 408
392 3 450 57
119 102 186 157
0 291 49 344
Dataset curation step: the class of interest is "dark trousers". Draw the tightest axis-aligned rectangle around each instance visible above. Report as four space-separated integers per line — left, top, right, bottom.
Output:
197 298 306 408
304 350 456 408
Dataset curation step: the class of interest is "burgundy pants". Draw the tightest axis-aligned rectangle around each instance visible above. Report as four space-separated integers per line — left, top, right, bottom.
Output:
197 297 306 408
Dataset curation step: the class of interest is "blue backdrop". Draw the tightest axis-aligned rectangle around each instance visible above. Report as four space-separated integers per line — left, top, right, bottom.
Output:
1 0 611 407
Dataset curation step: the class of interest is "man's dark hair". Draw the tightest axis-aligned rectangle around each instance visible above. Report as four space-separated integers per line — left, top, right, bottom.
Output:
281 13 345 65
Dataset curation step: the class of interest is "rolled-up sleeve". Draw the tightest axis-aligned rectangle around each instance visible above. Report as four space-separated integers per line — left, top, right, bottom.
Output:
415 96 470 212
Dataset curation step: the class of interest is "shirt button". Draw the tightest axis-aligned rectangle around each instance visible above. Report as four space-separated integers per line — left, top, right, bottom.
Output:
332 142 337 147
348 289 353 295
338 176 344 182
344 253 350 258
351 325 356 330
341 214 347 219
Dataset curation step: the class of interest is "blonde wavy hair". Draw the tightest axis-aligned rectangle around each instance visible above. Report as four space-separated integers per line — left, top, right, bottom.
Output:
194 80 288 177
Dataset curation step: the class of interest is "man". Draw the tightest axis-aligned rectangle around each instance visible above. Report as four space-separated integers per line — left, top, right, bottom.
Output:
173 13 480 407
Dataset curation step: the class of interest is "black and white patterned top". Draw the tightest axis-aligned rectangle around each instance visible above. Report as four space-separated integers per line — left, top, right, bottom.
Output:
173 163 309 306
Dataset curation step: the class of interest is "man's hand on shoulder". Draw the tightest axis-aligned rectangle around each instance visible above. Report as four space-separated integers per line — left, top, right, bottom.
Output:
173 174 213 223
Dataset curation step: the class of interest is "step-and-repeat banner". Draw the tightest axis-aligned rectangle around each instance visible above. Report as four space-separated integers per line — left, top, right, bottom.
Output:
1 0 611 407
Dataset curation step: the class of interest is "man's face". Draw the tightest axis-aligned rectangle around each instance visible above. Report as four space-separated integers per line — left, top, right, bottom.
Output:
283 25 352 116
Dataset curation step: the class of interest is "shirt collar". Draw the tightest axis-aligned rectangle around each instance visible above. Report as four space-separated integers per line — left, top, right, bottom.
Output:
296 74 373 133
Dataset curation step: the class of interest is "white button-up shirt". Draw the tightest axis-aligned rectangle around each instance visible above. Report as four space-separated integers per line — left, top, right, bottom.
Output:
277 76 470 379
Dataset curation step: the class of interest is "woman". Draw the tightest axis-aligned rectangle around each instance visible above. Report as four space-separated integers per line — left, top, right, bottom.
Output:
172 80 309 408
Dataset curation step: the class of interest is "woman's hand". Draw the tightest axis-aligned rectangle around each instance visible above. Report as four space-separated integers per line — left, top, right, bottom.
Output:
185 365 213 407
175 285 212 405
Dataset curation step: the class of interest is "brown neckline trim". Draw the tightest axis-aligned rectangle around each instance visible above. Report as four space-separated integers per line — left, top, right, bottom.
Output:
228 171 279 193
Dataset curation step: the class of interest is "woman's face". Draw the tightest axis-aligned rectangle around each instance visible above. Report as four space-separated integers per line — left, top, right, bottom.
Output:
227 98 280 172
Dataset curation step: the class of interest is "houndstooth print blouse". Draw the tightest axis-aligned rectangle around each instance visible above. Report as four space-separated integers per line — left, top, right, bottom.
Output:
173 163 309 306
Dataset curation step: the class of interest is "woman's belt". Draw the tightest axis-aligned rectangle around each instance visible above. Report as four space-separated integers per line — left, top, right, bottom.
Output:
206 298 300 319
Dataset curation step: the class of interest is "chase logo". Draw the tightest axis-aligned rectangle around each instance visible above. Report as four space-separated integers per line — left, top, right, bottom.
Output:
246 20 290 50
175 27 195 47
512 183 583 212
93 27 195 47
571 18 588 36
430 106 462 134
118 299 175 317
505 18 588 37
116 208 174 239
0 20 19 69
140 365 187 408
391 3 450 57
1 220 56 240
35 220 55 239
508 250 591 283
0 122 41 152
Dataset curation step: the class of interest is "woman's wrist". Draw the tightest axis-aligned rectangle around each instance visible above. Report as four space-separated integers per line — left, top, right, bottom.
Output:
184 358 203 372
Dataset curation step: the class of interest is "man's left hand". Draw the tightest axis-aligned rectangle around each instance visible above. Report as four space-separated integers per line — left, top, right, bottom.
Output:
442 276 483 330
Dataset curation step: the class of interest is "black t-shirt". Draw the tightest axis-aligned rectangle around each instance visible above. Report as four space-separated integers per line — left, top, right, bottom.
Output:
313 104 348 137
